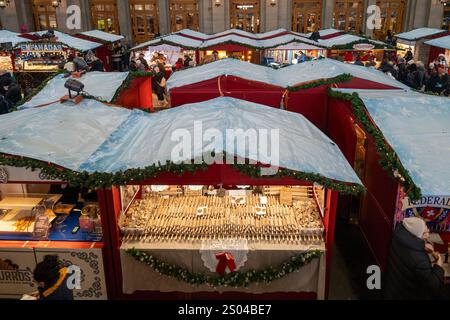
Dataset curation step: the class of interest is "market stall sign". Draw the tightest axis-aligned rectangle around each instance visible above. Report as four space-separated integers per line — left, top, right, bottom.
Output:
353 43 375 51
18 43 65 52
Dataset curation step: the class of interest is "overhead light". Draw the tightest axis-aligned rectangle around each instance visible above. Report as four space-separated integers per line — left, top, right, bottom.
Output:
64 79 85 99
0 0 10 9
52 0 61 8
215 0 221 7
270 0 277 7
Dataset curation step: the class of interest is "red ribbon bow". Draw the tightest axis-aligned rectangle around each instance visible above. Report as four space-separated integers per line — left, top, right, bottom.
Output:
215 252 236 276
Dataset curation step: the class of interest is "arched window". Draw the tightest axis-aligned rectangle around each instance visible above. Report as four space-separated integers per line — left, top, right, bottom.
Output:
32 0 58 31
90 0 120 34
292 0 322 34
130 0 159 43
169 0 199 32
230 0 260 33
374 0 406 40
333 0 364 33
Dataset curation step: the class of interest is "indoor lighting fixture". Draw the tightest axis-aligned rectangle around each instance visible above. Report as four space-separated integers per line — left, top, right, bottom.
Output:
270 0 277 7
215 0 221 7
0 0 10 9
52 0 61 8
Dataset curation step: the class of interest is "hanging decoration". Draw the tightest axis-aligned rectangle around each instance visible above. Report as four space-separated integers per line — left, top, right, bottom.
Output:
287 74 352 91
126 248 323 288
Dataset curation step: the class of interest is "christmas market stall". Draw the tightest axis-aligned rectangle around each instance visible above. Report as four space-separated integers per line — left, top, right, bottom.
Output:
327 89 450 271
75 30 125 71
0 99 132 299
308 29 394 65
13 30 102 90
424 35 450 65
395 28 448 62
0 30 27 73
15 71 153 111
0 96 363 299
167 58 408 131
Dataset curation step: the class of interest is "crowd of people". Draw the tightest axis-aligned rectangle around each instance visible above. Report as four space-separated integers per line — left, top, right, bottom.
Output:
378 50 450 95
0 71 21 114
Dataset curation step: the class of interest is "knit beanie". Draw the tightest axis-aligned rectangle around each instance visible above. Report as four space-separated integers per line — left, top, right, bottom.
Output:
403 217 427 239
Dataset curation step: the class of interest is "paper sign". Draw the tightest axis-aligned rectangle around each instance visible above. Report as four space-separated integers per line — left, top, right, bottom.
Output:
229 190 247 197
231 196 246 206
255 205 267 216
197 206 207 216
260 196 268 206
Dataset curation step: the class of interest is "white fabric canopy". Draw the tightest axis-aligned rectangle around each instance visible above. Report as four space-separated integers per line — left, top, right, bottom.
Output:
31 30 102 52
0 30 27 46
132 34 203 51
396 28 446 41
425 35 450 50
356 90 450 196
18 71 129 110
167 58 409 92
79 30 124 43
0 97 362 186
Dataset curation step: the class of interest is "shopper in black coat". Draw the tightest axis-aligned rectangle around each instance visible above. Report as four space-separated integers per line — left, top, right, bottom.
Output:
34 255 74 300
384 217 445 300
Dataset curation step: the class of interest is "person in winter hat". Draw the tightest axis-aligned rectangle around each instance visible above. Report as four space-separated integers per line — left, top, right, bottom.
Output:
384 217 446 300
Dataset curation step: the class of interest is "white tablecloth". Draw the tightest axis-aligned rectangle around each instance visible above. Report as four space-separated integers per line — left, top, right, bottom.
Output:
120 240 326 299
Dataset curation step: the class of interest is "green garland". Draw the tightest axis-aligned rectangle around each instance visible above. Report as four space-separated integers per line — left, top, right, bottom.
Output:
111 71 155 103
0 152 364 193
327 89 421 200
126 248 323 288
14 71 64 109
330 38 394 51
287 74 352 91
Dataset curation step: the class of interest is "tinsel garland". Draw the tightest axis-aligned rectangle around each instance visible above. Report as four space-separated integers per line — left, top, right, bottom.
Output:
126 248 323 288
287 74 352 91
111 71 155 103
14 71 64 109
0 152 364 193
327 89 421 200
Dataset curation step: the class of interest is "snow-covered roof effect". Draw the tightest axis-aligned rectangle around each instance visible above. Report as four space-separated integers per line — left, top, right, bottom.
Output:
79 30 124 43
0 30 27 46
29 30 102 51
0 97 362 186
167 58 409 92
18 72 129 110
357 90 450 196
425 35 450 50
396 28 446 41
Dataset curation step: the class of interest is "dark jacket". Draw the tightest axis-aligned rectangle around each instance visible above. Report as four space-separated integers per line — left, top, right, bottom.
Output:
384 223 445 300
38 267 74 301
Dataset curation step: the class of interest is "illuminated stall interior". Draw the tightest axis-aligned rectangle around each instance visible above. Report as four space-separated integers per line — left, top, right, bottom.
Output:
230 0 260 33
90 0 120 34
333 0 364 33
292 0 322 34
130 0 160 44
169 0 199 32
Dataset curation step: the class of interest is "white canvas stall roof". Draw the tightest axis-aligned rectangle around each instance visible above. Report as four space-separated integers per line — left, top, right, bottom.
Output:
79 30 124 43
0 30 27 46
132 33 203 50
317 34 385 48
32 30 102 51
396 28 446 41
267 42 324 51
167 58 409 92
356 90 450 196
18 72 129 110
0 96 362 186
305 28 343 38
178 28 290 40
425 35 450 50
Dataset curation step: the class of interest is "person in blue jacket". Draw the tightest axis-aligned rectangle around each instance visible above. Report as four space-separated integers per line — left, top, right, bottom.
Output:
34 255 74 300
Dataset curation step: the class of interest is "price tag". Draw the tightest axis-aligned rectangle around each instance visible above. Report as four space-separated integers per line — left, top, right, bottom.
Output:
280 187 293 205
260 196 268 205
197 206 207 216
231 196 246 206
255 205 267 216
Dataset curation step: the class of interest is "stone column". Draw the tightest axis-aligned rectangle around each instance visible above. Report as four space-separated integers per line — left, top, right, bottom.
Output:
117 0 133 43
201 0 213 34
365 0 377 37
158 0 170 35
211 0 227 33
427 0 444 29
0 0 20 31
283 0 292 30
411 0 429 29
323 0 334 29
